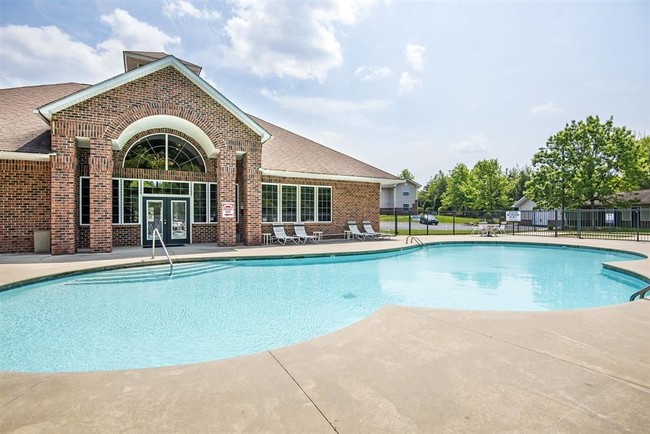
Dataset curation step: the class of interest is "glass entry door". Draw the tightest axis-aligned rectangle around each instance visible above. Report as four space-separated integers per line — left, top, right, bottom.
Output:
143 197 190 247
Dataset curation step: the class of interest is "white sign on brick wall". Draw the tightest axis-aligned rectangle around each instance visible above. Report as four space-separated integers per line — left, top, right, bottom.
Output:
222 202 235 218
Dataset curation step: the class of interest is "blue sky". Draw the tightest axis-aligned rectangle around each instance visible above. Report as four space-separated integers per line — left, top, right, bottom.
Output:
1 0 648 184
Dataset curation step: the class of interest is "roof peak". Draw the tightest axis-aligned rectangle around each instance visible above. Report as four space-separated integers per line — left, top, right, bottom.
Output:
122 51 202 75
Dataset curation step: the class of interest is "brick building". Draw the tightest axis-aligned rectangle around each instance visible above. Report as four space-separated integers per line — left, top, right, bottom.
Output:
0 52 399 254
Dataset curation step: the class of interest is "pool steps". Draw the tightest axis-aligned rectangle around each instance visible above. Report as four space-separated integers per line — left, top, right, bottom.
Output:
66 263 234 285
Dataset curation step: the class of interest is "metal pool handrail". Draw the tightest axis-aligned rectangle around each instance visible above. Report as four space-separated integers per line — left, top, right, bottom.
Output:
151 228 173 276
629 285 650 302
406 236 424 246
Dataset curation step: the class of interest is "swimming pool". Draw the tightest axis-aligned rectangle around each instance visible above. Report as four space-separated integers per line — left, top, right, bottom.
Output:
1 243 647 372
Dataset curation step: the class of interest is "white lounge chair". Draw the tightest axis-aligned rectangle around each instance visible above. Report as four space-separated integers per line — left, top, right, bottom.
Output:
362 221 388 239
347 221 369 240
293 223 319 243
272 223 298 245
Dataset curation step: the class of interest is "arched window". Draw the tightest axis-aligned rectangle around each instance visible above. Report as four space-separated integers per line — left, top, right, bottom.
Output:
124 134 205 172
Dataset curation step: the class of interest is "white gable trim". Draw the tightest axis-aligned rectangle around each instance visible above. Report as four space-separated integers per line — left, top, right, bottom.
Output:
36 55 271 143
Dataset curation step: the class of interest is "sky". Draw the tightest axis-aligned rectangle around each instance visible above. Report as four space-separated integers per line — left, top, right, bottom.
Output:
1 0 648 185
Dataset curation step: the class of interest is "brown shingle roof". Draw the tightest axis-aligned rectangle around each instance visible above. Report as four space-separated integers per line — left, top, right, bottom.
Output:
0 83 90 153
252 116 398 180
1 82 398 181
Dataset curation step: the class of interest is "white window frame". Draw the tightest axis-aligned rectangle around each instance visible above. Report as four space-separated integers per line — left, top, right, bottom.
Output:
262 182 332 224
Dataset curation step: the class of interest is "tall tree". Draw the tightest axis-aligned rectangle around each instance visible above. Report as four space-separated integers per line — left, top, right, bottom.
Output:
441 163 473 211
419 170 447 212
527 116 644 209
399 168 415 182
505 164 532 205
467 159 511 210
637 136 650 189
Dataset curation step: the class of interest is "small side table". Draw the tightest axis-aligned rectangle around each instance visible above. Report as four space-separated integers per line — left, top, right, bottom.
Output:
313 231 323 242
262 233 272 245
343 230 352 240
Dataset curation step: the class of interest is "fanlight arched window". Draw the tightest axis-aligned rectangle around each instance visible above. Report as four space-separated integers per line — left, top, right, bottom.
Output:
124 134 205 172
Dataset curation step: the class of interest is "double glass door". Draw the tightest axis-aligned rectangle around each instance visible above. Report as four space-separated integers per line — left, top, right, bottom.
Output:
143 197 190 246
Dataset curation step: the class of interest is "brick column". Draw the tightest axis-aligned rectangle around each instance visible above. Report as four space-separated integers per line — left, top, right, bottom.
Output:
50 137 78 255
217 147 237 246
240 150 262 245
89 139 114 253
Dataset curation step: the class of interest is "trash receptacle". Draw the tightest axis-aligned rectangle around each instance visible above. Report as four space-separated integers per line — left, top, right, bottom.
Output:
34 230 51 254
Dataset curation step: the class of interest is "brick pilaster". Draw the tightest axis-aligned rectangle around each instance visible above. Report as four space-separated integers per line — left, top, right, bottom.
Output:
240 150 262 245
217 147 237 246
89 139 113 253
50 137 78 255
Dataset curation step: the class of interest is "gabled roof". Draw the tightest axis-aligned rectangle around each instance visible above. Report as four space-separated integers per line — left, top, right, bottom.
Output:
0 83 90 154
36 55 271 143
123 51 202 75
512 196 533 208
252 116 399 183
2 73 399 183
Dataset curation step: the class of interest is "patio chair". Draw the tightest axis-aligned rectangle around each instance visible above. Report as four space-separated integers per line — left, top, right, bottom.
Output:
272 223 299 245
362 221 389 239
293 223 319 243
495 223 507 236
347 221 370 240
471 222 488 236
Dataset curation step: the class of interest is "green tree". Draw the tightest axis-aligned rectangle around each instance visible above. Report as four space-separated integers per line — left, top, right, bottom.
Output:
399 168 415 182
527 116 644 209
467 159 511 210
505 164 532 205
441 163 473 211
637 136 650 189
419 170 447 212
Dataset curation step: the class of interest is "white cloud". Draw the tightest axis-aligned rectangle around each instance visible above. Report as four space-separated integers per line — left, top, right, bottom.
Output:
398 72 422 95
354 65 392 81
405 43 425 71
261 87 390 115
530 102 563 115
220 0 380 81
448 134 490 154
0 9 180 87
163 0 221 20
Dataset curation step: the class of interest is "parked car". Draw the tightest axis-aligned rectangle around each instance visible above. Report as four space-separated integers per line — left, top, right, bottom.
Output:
420 214 439 225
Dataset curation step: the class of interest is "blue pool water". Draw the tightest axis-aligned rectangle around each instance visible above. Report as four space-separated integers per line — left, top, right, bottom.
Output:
0 243 647 372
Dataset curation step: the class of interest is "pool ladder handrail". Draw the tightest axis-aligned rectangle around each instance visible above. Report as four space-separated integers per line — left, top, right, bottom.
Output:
151 228 174 276
629 285 650 302
406 236 424 247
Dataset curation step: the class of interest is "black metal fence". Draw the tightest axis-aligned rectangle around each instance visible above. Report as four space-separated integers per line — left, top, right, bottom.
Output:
380 207 650 242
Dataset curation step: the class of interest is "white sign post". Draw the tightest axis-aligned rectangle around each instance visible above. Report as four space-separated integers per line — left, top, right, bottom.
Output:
222 202 235 219
506 211 521 222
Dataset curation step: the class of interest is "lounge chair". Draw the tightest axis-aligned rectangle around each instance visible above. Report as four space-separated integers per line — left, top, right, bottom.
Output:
272 223 298 245
347 221 370 240
362 221 389 239
293 223 319 243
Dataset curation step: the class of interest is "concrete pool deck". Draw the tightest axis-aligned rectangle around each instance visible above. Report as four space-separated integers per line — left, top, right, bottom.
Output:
1 236 649 433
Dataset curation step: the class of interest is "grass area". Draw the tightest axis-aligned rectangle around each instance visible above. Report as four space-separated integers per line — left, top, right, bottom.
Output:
384 229 474 236
379 214 476 224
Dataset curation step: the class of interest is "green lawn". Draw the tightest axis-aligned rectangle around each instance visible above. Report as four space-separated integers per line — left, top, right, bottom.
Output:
379 214 476 224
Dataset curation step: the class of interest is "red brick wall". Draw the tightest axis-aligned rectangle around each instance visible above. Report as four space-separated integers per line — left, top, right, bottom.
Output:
50 65 263 251
260 175 380 238
0 160 51 253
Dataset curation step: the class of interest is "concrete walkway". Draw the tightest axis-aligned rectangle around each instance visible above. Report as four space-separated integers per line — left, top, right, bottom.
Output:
1 236 649 433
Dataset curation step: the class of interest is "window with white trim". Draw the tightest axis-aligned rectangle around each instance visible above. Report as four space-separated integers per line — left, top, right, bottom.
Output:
402 190 410 196
80 177 140 225
263 183 332 223
124 134 205 172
